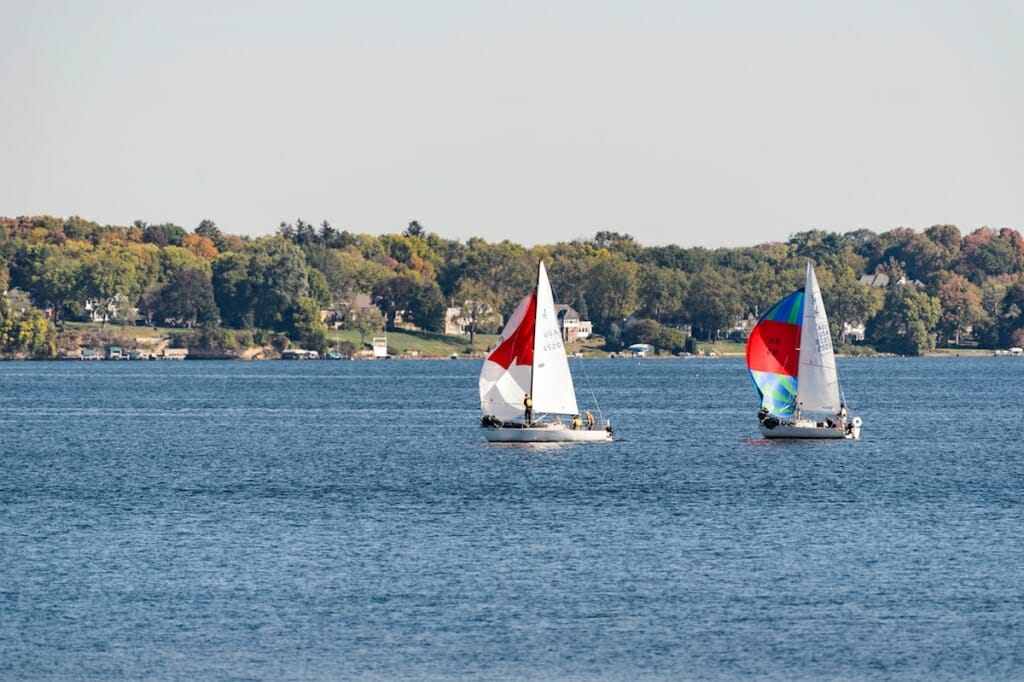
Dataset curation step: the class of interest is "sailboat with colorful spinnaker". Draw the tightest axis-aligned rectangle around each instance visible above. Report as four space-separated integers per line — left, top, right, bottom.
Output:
745 262 862 440
479 261 612 443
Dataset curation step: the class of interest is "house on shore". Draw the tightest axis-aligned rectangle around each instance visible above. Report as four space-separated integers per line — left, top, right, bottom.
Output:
554 304 593 343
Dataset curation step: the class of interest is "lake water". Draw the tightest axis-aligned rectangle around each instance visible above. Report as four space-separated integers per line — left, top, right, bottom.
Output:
1 357 1022 680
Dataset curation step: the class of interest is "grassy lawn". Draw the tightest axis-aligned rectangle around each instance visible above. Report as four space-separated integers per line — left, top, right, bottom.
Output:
326 327 499 358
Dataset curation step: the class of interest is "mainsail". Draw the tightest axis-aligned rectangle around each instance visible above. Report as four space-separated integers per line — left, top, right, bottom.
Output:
746 262 841 418
479 262 579 420
796 262 841 414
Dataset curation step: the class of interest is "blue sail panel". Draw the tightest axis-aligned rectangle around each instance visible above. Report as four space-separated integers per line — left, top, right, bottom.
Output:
749 370 797 417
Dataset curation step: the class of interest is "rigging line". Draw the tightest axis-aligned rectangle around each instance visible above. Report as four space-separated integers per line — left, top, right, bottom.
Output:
573 354 605 420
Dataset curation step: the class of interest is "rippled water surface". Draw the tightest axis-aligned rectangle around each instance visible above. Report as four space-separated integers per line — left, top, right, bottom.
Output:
1 358 1022 680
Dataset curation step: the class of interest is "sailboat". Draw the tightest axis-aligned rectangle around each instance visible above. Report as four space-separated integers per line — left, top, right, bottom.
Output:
746 261 862 440
479 261 613 443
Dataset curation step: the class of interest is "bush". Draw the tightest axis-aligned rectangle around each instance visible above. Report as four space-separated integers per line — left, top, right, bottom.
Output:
655 327 688 354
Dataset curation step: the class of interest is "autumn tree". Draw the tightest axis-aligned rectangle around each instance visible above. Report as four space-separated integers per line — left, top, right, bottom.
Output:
934 272 985 345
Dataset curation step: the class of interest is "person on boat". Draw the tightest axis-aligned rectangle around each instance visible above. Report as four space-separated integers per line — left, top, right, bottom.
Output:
572 415 582 430
585 411 595 429
757 407 769 423
523 393 533 424
839 403 848 421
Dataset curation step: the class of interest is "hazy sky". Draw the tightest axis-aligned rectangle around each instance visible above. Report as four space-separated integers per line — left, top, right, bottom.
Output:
2 0 1021 248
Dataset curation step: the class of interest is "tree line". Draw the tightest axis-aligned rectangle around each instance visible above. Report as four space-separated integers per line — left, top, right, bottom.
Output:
2 214 1023 358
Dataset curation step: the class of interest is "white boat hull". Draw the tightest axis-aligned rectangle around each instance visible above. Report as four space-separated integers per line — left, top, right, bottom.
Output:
759 417 862 440
483 424 613 443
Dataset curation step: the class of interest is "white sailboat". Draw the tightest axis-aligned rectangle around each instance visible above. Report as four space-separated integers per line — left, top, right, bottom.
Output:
479 261 612 443
746 262 862 440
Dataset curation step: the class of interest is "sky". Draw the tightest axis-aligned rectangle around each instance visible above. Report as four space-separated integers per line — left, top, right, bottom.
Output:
1 0 1022 248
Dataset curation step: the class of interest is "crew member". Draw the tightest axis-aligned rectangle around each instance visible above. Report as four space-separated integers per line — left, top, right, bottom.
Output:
523 393 533 423
585 411 595 429
572 414 582 430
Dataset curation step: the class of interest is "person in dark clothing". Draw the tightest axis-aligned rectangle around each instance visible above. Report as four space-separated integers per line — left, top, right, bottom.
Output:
523 393 533 424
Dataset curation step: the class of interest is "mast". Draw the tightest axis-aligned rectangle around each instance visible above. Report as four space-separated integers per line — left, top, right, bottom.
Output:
528 260 540 405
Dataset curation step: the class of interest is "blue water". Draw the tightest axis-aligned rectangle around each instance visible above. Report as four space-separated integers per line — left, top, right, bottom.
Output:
1 358 1022 680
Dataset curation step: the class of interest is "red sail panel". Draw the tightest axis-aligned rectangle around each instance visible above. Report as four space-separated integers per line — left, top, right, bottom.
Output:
746 318 801 378
487 290 537 371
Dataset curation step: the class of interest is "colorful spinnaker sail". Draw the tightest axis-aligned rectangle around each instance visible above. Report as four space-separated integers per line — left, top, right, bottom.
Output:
746 288 803 417
746 262 842 418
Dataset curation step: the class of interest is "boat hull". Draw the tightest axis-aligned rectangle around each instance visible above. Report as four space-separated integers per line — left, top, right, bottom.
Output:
483 424 613 443
759 417 862 440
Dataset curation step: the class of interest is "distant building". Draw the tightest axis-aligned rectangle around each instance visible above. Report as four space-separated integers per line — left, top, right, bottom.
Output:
859 272 891 288
859 271 925 290
555 304 583 342
729 313 758 341
842 322 866 343
281 349 319 360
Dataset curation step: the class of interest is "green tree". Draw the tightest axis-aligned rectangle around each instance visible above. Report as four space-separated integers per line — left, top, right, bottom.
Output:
460 239 534 316
161 269 220 328
143 223 187 247
821 263 882 345
372 275 417 330
79 246 141 325
453 279 501 344
346 306 385 347
160 245 211 281
195 219 227 251
685 268 743 341
867 284 941 355
623 318 661 346
581 256 639 331
405 280 446 332
246 238 309 329
307 267 332 307
637 264 686 322
0 291 57 358
211 252 254 328
24 245 80 322
655 326 688 354
287 296 328 353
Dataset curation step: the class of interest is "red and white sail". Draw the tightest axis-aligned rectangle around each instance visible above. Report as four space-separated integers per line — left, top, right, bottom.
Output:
479 262 580 421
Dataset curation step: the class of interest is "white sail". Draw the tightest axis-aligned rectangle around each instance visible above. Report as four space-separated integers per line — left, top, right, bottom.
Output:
530 262 579 416
478 261 579 421
796 262 842 414
479 291 535 420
